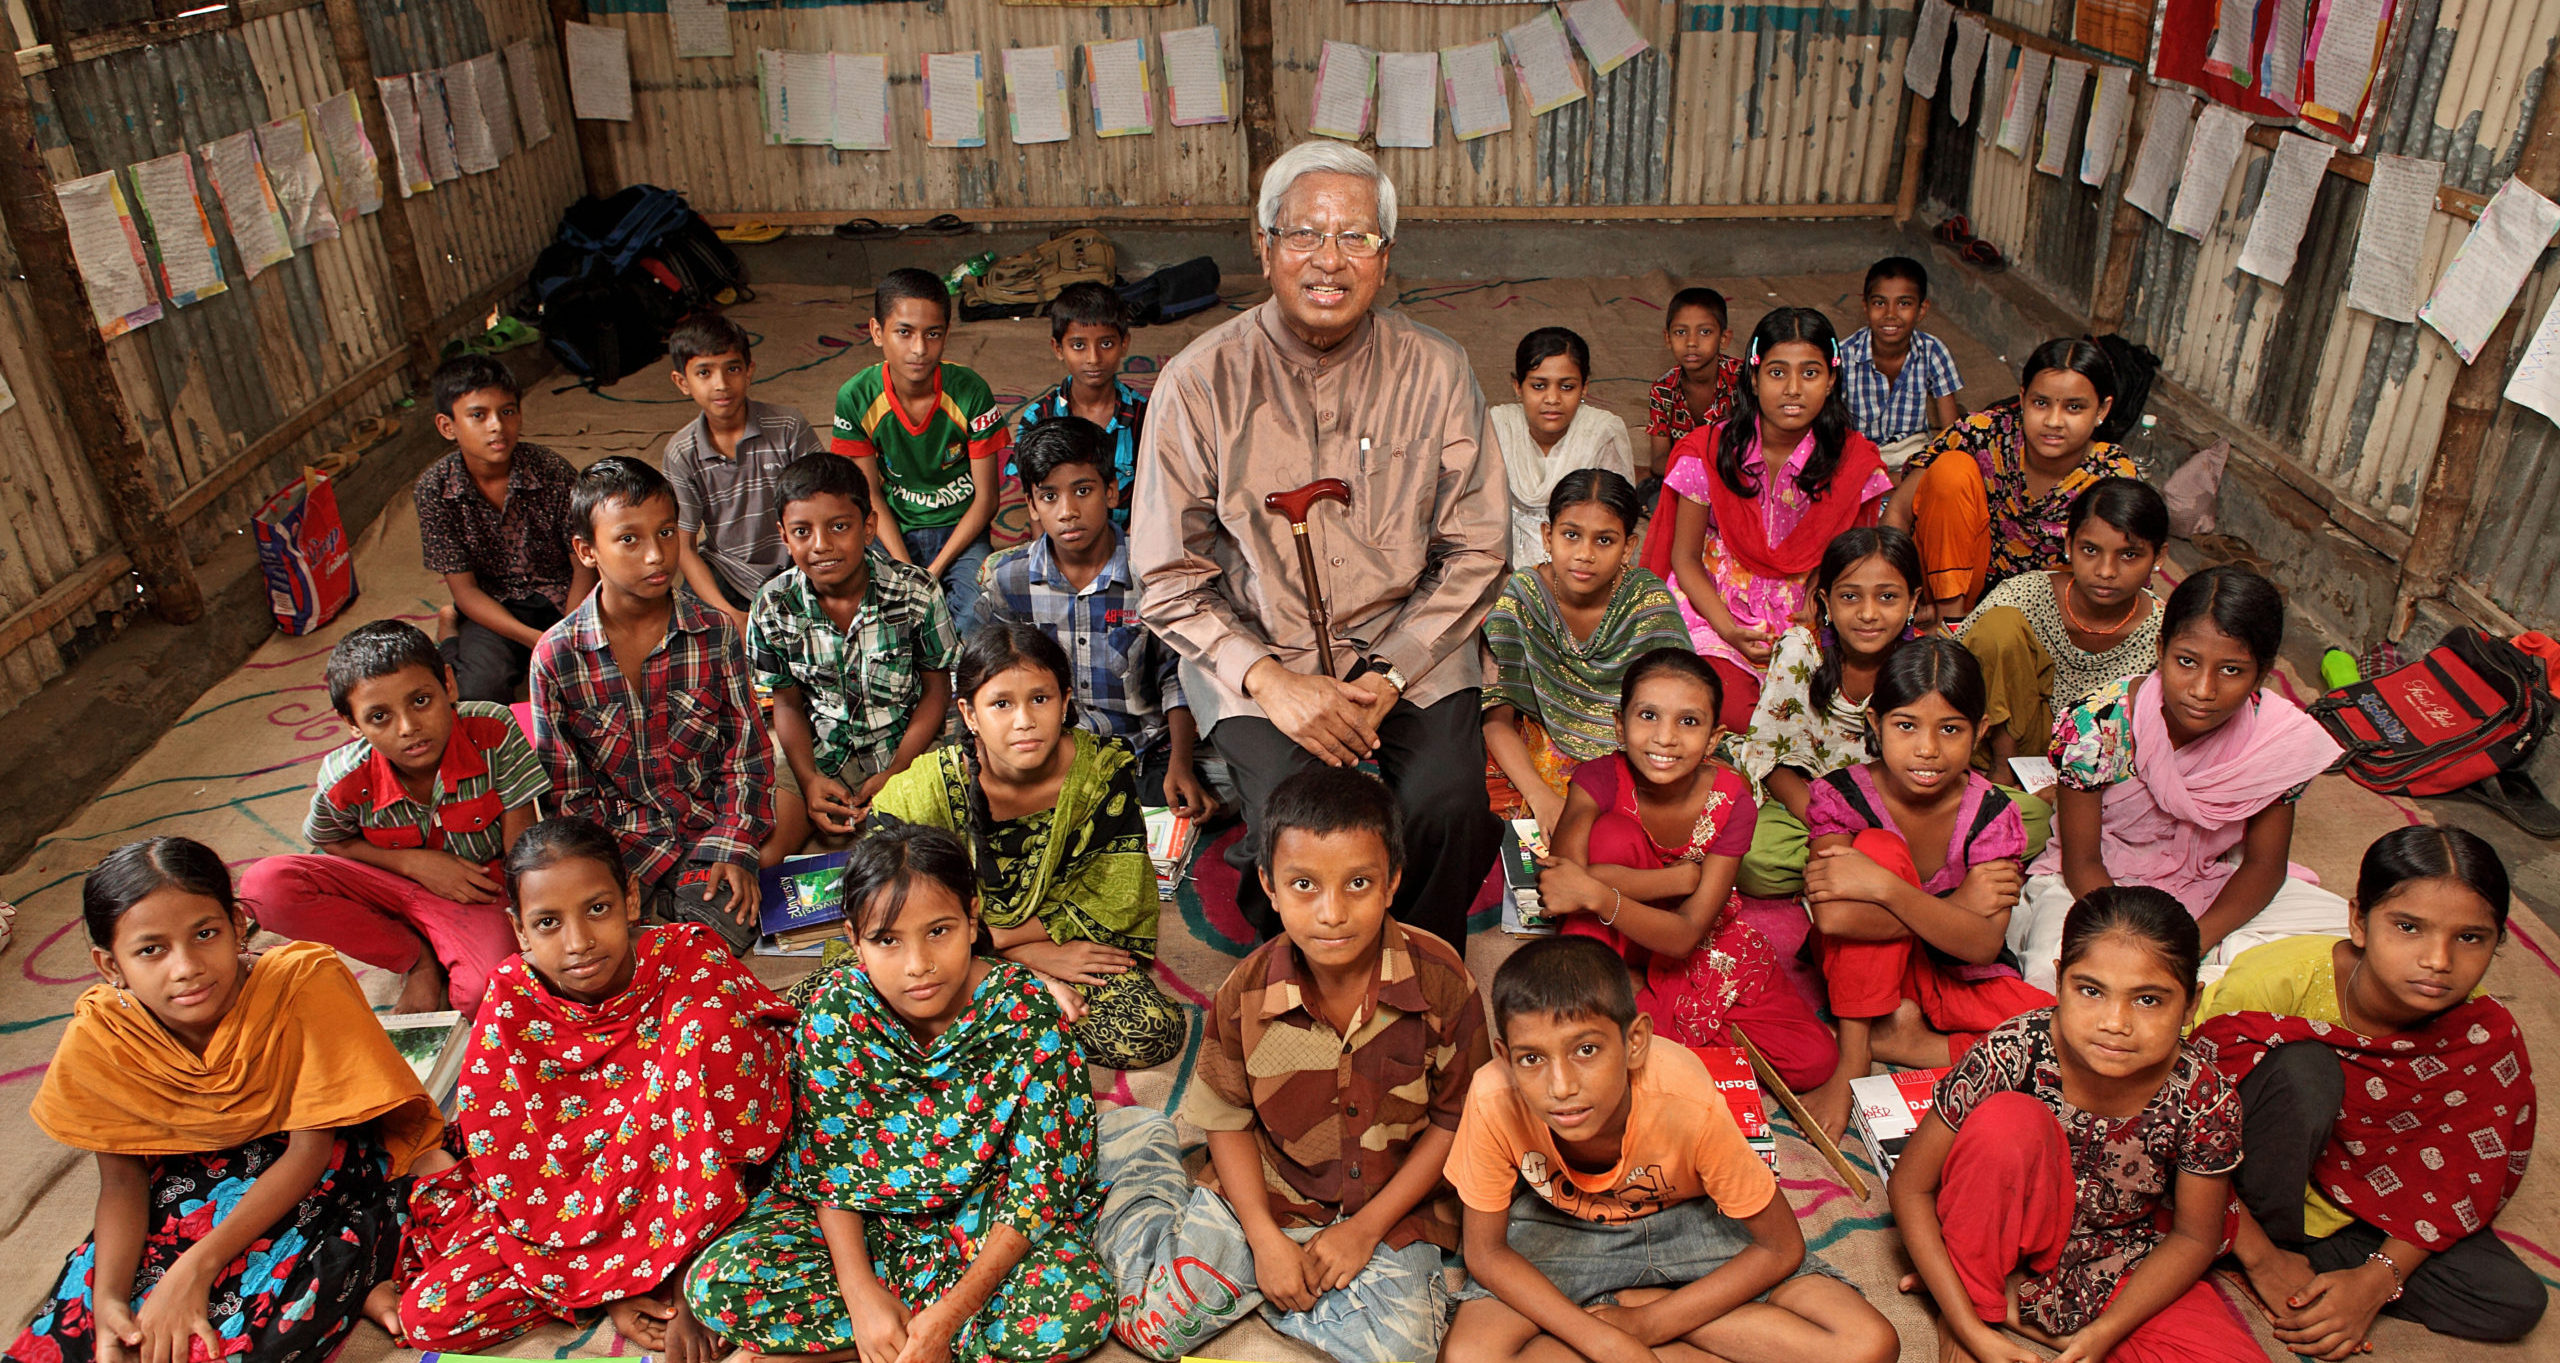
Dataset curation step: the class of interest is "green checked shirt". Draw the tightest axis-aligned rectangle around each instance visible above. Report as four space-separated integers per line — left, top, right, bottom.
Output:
746 549 961 778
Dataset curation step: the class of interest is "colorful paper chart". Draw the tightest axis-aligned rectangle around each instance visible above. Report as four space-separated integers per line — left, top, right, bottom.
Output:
923 51 988 148
1504 8 1588 116
1160 25 1230 126
1084 37 1153 137
1309 40 1375 140
128 152 228 309
58 169 164 338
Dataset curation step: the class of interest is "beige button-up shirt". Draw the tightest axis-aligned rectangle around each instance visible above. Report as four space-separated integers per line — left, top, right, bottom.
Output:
1134 300 1508 728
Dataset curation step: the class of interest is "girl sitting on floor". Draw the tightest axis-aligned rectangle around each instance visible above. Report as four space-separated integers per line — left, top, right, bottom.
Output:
1491 326 1635 567
1884 338 2139 623
13 837 442 1363
2009 565 2346 993
1732 524 1923 898
682 823 1113 1363
1797 637 2053 1140
1891 887 2260 1363
1959 477 2168 769
1482 468 1688 832
384 817 796 1363
1644 306 1892 733
872 621 1181 1070
2195 826 2543 1354
1534 647 1839 1093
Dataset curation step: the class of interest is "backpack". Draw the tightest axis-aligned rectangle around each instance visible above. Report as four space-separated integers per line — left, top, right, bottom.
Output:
514 185 748 386
2308 627 2559 797
1116 255 1221 325
958 228 1118 321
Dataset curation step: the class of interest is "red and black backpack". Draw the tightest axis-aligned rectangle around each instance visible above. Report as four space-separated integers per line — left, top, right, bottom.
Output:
2309 627 2557 797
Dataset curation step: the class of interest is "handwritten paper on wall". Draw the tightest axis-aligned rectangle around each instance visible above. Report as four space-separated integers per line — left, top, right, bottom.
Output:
1505 9 1587 115
1996 47 2049 157
2501 283 2560 427
1562 0 1650 78
202 129 296 279
1376 51 1439 149
1905 0 1953 98
667 0 732 60
2345 155 2444 323
312 91 381 216
1310 41 1376 140
1160 26 1229 127
1947 16 1987 124
505 39 553 147
833 54 891 151
1442 39 1511 141
128 153 226 308
924 52 987 148
443 61 499 174
2420 178 2560 364
2237 132 2335 283
1002 46 1072 145
2124 86 2196 222
2205 0 2256 77
2037 58 2088 175
2080 65 2134 186
2167 102 2250 239
564 22 633 122
760 49 835 145
1976 34 2013 145
377 75 432 196
413 72 461 183
57 171 160 337
2259 0 2307 111
2308 0 2389 122
256 113 341 247
473 52 518 163
1086 38 1153 137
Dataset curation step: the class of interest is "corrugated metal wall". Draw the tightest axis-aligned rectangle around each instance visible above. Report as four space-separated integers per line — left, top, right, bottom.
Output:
584 0 1918 213
0 0 584 717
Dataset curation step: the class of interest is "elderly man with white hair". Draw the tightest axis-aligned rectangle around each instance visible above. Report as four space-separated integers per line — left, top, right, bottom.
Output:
1134 140 1507 948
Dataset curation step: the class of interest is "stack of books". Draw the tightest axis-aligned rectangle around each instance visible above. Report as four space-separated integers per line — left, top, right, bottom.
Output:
1498 818 1556 936
1696 1046 1779 1171
1145 807 1196 902
377 1010 470 1115
1849 1066 1947 1179
758 849 853 949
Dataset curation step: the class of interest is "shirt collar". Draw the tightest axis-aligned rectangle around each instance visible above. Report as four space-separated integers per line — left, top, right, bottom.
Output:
363 713 492 809
680 403 772 463
1025 531 1132 593
567 583 720 652
1256 918 1430 1024
1255 298 1377 372
1742 426 1819 480
441 446 546 500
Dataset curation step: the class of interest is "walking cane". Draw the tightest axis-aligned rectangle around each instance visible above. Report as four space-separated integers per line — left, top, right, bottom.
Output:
1262 478 1353 678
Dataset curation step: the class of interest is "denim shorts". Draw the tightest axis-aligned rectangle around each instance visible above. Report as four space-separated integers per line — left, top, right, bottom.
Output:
1451 1189 1847 1307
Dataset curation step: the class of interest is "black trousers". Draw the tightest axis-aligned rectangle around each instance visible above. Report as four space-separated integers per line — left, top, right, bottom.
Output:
2235 1041 2546 1342
1210 687 1499 948
441 595 561 703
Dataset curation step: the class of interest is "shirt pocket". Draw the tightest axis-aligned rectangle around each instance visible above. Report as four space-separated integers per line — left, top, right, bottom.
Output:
436 787 506 843
1357 438 1432 574
664 690 727 773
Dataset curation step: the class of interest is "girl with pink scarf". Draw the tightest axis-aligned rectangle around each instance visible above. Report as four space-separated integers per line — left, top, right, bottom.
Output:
2007 567 2346 991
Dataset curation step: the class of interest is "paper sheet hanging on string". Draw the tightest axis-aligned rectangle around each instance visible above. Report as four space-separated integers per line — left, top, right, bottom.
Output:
2259 0 2307 112
1376 51 1439 148
1947 16 1987 124
376 74 432 196
57 171 160 337
1561 0 1649 78
1001 46 1071 144
564 22 633 121
472 52 517 163
1310 41 1375 139
668 0 732 60
1085 37 1153 137
1160 26 1229 126
833 53 892 151
760 49 835 145
2345 155 2443 322
1905 0 1952 98
1996 47 2048 156
414 71 461 182
2124 86 2195 221
201 128 296 279
2206 0 2257 77
924 51 987 148
1976 34 2012 145
127 153 226 308
2167 101 2250 238
2037 58 2088 175
2237 131 2335 283
255 113 340 246
505 39 553 146
442 60 498 174
2080 65 2134 185
2306 0 2390 123
2501 281 2560 427
312 91 381 216
2420 177 2560 363
1442 38 1511 141
1504 9 1587 115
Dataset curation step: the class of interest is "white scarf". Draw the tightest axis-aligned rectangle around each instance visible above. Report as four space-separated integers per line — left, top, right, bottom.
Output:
1492 402 1635 565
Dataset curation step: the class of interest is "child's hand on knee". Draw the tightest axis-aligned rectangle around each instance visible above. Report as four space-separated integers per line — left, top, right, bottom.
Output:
1247 1226 1322 1314
1303 1219 1383 1292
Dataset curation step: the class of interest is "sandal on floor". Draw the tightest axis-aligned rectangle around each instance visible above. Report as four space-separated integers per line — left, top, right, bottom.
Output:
2448 771 2560 839
1963 237 2008 271
1935 215 1975 245
716 219 785 244
912 212 970 236
834 216 898 240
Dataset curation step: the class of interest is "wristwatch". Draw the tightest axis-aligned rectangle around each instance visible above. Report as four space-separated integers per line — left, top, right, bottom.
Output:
1368 656 1409 692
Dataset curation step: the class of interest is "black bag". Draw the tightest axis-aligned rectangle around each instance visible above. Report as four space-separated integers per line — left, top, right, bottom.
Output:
538 274 674 388
515 184 747 387
1117 256 1220 325
2089 334 2162 443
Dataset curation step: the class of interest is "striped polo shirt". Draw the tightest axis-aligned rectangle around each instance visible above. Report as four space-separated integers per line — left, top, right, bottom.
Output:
303 700 550 866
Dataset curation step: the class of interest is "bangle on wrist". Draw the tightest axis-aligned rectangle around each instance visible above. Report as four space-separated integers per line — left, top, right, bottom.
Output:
2366 1250 2405 1302
1601 887 1623 926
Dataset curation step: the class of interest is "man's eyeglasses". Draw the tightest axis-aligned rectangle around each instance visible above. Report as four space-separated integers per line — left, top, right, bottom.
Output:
1266 226 1389 258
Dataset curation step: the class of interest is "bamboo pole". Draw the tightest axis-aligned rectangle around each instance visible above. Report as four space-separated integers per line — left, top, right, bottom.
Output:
1894 94 1931 226
0 67 203 624
319 0 438 381
1237 0 1278 202
2088 76 2156 333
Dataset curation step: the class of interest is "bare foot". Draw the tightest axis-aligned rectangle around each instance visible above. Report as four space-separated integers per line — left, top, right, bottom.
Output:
1871 1002 1954 1069
1936 1322 1982 1363
435 603 460 644
2241 1243 2316 1319
394 959 450 1014
363 1281 404 1341
606 1295 671 1353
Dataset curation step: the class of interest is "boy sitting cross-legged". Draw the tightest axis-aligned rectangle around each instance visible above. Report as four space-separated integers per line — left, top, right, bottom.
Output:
1094 766 1487 1363
1442 935 1899 1363
238 619 544 1014
531 456 776 956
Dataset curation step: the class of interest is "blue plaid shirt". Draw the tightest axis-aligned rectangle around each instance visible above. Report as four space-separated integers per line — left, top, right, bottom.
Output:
1015 379 1147 527
1839 327 1962 444
980 532 1185 755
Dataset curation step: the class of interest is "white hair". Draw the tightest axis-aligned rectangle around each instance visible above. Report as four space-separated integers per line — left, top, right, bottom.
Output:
1256 141 1398 241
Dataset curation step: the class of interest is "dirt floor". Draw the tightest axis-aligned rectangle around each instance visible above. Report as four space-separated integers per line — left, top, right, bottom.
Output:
1 276 2552 1362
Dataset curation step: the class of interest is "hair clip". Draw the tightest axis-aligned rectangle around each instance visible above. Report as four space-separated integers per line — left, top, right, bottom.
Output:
1830 336 1841 364
1747 338 1762 365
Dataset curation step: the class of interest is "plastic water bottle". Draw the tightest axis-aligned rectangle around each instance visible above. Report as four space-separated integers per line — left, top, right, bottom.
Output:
944 251 995 294
2120 414 2166 482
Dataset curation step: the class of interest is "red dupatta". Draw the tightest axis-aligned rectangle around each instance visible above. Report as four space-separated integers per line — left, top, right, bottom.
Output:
1641 423 1885 582
2195 999 2535 1251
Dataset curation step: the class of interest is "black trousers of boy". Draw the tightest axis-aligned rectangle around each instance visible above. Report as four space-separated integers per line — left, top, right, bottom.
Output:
1212 687 1498 949
443 596 561 703
2235 1041 2546 1342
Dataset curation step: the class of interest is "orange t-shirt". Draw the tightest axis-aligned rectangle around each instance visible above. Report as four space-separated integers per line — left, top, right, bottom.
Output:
1447 1041 1776 1225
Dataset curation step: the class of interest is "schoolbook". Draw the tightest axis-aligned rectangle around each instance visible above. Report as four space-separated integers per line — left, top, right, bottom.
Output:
1849 1066 1947 1179
1696 1045 1779 1172
378 1010 469 1114
1499 817 1556 936
759 849 854 940
1144 806 1195 902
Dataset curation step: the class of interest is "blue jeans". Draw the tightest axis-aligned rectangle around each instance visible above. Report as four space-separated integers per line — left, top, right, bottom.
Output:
902 523 991 636
1450 1188 1846 1306
1095 1108 1449 1363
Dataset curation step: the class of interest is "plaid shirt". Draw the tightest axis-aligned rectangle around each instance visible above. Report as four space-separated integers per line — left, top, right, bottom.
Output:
1015 379 1147 522
747 551 960 779
980 534 1183 755
1839 327 1962 445
415 442 581 607
530 585 774 884
303 701 548 869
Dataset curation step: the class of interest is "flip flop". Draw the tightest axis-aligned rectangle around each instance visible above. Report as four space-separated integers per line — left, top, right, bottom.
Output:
834 216 898 240
1963 237 2008 271
716 219 785 244
912 212 970 236
1935 215 1975 246
2448 771 2560 839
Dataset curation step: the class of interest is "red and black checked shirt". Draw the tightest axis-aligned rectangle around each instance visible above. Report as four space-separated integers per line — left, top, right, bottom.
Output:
530 585 774 886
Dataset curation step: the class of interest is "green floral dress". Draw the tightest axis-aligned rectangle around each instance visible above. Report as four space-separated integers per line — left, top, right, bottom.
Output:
682 959 1112 1361
1734 625 1874 799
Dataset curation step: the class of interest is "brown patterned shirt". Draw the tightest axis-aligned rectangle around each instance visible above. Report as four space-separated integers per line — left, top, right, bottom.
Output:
415 441 581 609
1183 920 1489 1250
